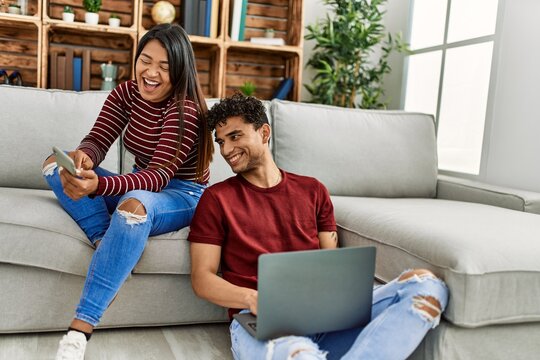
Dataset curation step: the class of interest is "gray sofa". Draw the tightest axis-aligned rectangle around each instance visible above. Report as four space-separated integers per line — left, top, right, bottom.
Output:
1 85 540 359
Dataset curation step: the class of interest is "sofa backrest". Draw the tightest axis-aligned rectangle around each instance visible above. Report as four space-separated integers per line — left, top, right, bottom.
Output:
271 100 438 198
0 86 120 190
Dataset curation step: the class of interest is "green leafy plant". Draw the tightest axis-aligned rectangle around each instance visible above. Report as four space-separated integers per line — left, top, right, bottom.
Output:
304 0 409 109
239 81 256 96
63 5 74 13
109 12 119 19
83 0 101 13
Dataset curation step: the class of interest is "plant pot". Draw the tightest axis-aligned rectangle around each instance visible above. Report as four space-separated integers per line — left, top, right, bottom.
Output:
62 12 75 22
108 18 120 27
85 12 99 25
8 6 21 14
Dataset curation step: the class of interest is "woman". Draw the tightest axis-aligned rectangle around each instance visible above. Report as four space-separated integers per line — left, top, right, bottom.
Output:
42 24 213 360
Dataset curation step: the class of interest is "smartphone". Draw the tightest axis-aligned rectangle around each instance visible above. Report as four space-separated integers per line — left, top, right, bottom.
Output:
52 146 78 176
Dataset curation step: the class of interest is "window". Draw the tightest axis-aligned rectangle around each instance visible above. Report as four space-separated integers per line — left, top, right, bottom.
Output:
403 0 499 175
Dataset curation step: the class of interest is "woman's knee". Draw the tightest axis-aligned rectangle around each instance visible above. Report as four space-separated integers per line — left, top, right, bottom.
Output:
116 198 147 225
42 155 57 176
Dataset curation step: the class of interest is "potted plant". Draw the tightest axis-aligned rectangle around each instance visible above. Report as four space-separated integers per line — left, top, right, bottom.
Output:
62 5 75 22
304 0 408 109
83 0 101 25
7 3 21 14
239 81 256 96
108 13 120 27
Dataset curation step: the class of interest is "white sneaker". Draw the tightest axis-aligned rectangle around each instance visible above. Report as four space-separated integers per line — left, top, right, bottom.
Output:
55 330 87 360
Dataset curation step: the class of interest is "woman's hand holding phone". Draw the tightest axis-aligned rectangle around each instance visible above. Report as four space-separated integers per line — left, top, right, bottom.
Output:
59 168 99 200
69 149 94 170
53 147 98 200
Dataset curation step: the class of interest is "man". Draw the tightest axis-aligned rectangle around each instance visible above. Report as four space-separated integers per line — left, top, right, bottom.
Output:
189 93 449 360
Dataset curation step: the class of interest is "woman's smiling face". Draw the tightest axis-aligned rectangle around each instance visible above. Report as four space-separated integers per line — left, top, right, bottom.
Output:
135 39 173 103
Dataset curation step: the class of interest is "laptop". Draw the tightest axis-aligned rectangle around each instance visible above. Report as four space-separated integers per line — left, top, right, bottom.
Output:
233 246 376 340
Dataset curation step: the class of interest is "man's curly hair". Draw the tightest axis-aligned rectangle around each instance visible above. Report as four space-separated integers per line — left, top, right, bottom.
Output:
207 93 268 131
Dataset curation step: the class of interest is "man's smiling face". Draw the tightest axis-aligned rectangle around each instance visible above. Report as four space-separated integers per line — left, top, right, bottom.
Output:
214 116 269 174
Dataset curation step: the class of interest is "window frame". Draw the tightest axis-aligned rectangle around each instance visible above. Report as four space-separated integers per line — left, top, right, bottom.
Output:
401 0 506 179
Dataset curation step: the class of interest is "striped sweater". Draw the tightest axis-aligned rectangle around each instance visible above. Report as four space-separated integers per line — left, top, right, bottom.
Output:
77 80 208 197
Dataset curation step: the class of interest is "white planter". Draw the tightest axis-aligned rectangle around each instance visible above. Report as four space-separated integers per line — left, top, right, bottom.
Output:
62 12 75 22
85 12 99 25
108 18 121 27
8 6 21 14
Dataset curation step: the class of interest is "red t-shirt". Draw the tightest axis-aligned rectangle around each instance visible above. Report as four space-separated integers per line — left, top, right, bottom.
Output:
188 170 336 317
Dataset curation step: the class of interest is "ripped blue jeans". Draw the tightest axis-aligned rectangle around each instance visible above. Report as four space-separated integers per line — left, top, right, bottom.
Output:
43 164 205 326
230 271 448 360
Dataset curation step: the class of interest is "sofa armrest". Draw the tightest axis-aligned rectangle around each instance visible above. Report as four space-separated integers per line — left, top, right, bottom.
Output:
437 175 540 214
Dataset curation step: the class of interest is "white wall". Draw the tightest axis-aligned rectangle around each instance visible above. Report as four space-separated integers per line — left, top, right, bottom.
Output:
482 0 540 192
302 0 540 192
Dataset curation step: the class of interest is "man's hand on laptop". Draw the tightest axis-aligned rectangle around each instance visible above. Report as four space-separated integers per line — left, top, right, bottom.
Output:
244 289 258 315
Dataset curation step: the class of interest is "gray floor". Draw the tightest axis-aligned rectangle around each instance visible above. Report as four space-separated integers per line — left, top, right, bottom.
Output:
0 324 232 360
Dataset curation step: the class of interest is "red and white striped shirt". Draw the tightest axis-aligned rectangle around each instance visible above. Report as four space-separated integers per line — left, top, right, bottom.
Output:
78 80 208 197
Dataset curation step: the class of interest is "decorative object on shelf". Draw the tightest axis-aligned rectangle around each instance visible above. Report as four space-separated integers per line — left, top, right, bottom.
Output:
0 0 6 13
250 37 284 46
7 3 21 14
108 13 120 27
62 6 75 22
272 78 293 100
83 0 101 25
0 69 9 84
0 69 23 86
17 0 26 15
100 61 125 91
305 0 409 109
151 1 175 25
264 29 275 38
239 81 256 96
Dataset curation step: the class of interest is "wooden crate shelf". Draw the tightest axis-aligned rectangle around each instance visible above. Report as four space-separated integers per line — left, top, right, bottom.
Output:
3 0 303 101
44 0 136 28
0 19 41 87
0 0 41 17
193 43 221 98
224 47 299 100
43 25 134 90
229 0 302 46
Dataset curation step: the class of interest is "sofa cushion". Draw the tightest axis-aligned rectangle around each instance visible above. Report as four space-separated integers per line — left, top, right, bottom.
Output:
0 86 120 190
0 187 191 276
271 100 438 198
332 196 540 327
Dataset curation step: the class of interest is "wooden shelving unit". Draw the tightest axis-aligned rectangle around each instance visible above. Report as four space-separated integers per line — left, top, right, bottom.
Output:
0 0 303 100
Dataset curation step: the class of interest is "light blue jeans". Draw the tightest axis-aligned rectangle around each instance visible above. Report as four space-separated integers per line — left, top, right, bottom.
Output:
43 163 205 326
230 272 449 360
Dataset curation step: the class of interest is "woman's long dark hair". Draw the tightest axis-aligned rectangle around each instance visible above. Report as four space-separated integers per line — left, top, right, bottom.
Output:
134 23 213 182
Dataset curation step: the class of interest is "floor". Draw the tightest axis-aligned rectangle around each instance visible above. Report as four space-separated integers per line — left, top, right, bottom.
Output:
0 324 233 360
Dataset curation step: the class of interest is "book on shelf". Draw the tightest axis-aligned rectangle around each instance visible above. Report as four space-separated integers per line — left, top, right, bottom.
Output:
198 0 207 36
204 0 212 37
209 0 219 38
181 0 197 35
56 55 66 90
65 48 74 90
82 50 91 91
238 0 248 41
73 57 82 92
272 78 294 100
230 0 245 41
250 37 285 46
49 52 58 89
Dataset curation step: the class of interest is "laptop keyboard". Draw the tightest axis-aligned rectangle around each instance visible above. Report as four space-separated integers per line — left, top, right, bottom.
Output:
248 322 257 331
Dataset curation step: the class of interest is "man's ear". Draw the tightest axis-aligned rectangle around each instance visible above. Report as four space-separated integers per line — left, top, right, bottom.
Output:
260 124 271 144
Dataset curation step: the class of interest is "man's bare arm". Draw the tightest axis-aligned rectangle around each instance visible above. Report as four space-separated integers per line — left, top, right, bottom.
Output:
319 231 338 249
190 242 259 314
